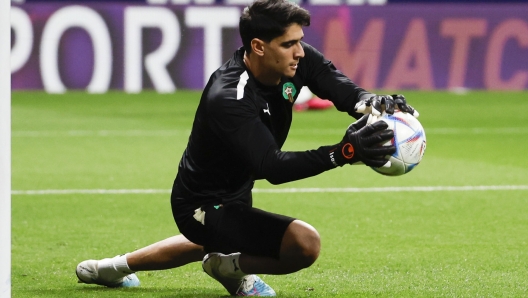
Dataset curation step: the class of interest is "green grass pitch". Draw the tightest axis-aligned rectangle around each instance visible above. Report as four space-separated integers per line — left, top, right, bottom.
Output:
11 90 528 297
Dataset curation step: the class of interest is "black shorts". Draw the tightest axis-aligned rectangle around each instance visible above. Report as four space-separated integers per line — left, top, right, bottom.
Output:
171 197 295 259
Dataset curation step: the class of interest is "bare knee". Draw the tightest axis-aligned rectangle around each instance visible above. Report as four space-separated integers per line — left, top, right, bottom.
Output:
280 220 321 270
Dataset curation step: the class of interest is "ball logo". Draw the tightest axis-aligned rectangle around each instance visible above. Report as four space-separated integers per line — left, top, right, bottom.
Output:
342 143 355 159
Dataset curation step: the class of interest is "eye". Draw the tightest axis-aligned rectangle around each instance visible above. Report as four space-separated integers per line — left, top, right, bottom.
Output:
283 41 297 48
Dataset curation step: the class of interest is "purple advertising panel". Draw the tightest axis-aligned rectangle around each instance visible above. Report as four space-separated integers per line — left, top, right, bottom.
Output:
10 3 528 92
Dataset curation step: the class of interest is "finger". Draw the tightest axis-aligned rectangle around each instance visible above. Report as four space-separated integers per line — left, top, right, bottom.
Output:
366 114 378 125
356 113 370 125
393 95 406 107
363 130 394 146
384 97 395 114
362 156 392 168
398 104 419 118
354 101 367 113
392 94 405 101
347 114 370 132
370 98 382 116
392 94 418 117
407 105 419 118
358 122 386 137
367 120 389 132
392 94 406 103
364 145 396 157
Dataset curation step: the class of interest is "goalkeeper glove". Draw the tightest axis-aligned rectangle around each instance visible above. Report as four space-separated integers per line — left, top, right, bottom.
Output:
329 115 396 168
355 94 419 124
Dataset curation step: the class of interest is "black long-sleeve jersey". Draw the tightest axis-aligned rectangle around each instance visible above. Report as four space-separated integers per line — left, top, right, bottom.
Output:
172 42 370 206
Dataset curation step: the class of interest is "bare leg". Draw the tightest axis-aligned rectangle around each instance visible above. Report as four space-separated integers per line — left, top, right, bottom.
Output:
76 234 205 287
238 219 321 275
127 234 206 271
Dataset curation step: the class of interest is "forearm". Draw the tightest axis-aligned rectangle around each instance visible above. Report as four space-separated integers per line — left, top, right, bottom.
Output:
308 75 368 119
256 145 337 185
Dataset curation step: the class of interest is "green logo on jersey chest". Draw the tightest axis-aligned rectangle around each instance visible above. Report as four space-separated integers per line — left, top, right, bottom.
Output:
282 82 296 103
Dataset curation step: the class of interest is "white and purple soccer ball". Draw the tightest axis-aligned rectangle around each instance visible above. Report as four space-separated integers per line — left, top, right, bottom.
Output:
371 110 426 176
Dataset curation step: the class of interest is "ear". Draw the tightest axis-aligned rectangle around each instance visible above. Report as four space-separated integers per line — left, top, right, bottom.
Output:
250 38 265 57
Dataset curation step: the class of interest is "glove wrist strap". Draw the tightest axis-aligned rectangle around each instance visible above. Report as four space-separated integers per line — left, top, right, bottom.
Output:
328 141 357 167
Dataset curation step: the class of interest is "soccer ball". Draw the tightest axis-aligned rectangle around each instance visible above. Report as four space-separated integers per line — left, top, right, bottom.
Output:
371 110 426 176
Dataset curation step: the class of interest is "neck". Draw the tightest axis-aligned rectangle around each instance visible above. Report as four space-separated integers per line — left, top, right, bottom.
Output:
243 52 280 86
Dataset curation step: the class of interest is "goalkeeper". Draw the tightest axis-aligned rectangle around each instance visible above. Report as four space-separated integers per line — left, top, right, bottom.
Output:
76 0 418 296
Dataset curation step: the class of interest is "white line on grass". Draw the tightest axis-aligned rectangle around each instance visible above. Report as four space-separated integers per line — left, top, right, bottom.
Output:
426 127 528 135
290 127 528 135
10 185 528 195
11 130 191 137
252 185 528 193
11 127 528 137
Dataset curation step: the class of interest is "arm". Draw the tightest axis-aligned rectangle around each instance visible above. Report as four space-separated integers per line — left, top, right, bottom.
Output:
219 115 394 185
300 42 419 121
299 42 369 119
229 118 336 184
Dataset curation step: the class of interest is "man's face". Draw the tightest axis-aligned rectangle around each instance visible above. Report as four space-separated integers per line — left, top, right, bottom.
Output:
263 23 305 80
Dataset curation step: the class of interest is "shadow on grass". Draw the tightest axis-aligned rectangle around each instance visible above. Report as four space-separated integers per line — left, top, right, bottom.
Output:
77 287 229 297
20 285 329 297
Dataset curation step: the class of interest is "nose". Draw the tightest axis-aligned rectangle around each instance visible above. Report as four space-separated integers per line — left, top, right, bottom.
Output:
294 42 305 59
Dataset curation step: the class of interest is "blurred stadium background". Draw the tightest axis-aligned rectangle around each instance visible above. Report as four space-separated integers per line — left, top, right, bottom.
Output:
10 0 528 93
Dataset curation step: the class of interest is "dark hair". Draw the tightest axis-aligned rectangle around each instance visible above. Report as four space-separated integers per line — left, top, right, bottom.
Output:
239 0 311 55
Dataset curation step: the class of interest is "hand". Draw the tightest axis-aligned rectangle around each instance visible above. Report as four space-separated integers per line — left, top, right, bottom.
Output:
329 115 396 168
355 94 419 124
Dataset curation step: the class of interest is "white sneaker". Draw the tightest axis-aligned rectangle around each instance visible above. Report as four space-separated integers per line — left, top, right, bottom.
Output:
238 275 276 296
202 253 242 295
76 259 140 288
202 253 276 296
